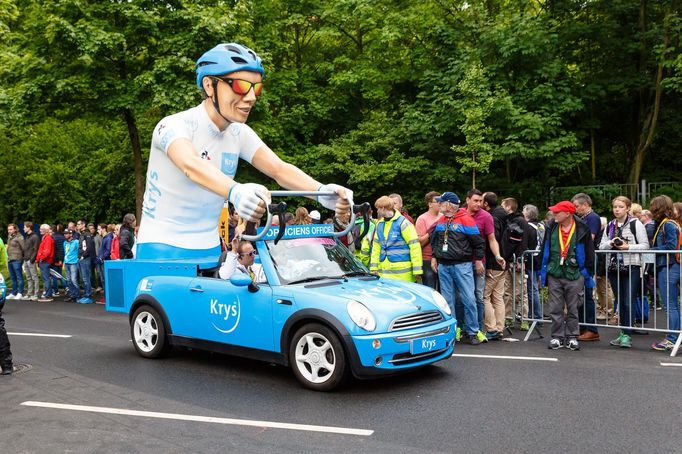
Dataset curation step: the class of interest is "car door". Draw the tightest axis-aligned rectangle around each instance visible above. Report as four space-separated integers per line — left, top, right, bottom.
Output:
171 276 274 352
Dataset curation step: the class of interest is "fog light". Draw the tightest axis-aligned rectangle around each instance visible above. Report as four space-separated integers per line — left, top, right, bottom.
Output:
374 356 382 366
372 339 381 349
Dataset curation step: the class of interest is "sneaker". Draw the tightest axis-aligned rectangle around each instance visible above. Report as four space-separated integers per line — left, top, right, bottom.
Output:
6 294 16 300
519 321 530 331
15 293 23 300
651 339 675 351
37 297 54 302
610 332 632 348
77 297 94 304
485 331 502 340
596 310 608 320
30 296 38 301
548 338 563 350
1 364 13 375
455 327 461 342
566 338 580 351
469 332 486 345
505 319 514 328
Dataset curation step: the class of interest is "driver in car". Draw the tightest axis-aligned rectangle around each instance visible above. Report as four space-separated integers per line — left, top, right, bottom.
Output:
137 42 353 260
219 237 260 281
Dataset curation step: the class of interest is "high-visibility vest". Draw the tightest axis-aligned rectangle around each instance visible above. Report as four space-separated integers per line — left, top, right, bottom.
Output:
377 215 411 262
370 212 422 281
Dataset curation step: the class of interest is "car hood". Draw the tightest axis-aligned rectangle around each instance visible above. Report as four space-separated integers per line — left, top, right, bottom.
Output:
288 277 446 328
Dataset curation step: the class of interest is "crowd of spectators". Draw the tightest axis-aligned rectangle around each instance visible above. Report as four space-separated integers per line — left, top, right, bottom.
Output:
3 189 681 354
1 214 136 304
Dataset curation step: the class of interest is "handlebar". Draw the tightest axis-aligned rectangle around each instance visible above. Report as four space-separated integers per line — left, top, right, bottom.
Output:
239 190 359 242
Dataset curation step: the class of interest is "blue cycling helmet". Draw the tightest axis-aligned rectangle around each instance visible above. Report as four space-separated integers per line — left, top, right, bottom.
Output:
196 43 265 88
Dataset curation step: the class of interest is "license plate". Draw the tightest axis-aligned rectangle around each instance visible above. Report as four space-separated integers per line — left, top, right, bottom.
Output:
410 334 447 355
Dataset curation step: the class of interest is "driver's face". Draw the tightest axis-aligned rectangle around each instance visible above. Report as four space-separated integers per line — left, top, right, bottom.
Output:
239 244 255 266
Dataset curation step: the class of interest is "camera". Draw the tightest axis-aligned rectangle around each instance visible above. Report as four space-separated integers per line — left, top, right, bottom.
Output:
613 237 625 247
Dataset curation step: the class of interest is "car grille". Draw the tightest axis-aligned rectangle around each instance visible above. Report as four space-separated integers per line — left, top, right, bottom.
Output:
389 310 444 332
388 346 451 365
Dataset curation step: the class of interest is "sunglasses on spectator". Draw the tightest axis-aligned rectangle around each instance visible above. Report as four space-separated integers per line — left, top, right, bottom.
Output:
240 250 257 257
212 76 263 97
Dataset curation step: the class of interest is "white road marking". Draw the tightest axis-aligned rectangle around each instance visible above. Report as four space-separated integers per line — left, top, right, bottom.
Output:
8 332 72 338
20 401 374 436
452 353 558 362
660 362 682 367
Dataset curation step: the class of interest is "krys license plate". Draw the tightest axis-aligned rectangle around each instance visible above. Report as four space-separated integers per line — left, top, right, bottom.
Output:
410 334 448 355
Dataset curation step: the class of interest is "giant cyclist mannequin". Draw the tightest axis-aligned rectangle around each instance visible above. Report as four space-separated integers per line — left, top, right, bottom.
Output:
137 43 352 259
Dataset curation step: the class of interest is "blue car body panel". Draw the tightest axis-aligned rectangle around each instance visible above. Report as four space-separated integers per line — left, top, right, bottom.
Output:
105 226 457 379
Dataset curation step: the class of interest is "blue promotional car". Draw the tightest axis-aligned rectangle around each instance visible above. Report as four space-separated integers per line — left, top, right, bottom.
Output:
105 195 456 391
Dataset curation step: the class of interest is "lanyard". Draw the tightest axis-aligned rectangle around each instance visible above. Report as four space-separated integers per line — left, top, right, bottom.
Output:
558 220 576 261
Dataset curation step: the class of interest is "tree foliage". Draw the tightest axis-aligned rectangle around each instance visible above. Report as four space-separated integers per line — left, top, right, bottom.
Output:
1 0 681 225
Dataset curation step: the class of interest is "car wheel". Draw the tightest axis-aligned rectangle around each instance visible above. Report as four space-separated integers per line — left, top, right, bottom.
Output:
289 323 347 391
131 305 169 358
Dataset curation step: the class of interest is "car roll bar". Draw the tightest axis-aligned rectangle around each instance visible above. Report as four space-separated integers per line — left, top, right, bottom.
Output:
239 190 370 244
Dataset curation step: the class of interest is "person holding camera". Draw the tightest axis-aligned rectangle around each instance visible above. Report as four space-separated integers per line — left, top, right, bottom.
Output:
598 196 649 348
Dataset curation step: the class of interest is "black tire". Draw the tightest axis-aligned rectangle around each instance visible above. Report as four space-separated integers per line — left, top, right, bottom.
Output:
289 323 348 391
130 305 169 359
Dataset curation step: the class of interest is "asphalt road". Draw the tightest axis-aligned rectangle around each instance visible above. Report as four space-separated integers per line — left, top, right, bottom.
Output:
2 298 681 453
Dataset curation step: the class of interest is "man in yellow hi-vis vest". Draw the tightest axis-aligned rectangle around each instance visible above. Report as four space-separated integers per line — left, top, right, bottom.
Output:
370 196 422 282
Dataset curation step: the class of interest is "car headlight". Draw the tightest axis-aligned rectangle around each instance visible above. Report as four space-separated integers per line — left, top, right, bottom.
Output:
431 290 451 316
347 300 376 332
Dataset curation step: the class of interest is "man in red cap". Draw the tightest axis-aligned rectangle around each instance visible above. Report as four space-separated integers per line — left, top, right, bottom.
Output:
540 201 595 350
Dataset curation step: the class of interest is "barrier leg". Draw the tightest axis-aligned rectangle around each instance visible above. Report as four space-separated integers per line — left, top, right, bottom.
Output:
522 321 544 341
670 336 682 357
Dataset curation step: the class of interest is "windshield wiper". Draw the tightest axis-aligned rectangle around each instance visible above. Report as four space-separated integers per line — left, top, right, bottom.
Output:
341 271 378 279
287 276 340 285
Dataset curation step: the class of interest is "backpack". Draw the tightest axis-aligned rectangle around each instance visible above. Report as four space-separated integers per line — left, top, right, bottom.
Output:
653 218 682 264
527 221 545 270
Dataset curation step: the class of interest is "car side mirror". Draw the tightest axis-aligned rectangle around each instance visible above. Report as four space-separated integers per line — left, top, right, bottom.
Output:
230 273 252 287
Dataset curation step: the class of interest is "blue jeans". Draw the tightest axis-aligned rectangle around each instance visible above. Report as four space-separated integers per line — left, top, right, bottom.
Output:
51 264 67 290
8 260 24 295
438 262 478 335
473 264 485 330
657 264 680 342
39 261 53 297
65 263 80 299
609 266 640 336
527 271 542 319
78 258 92 299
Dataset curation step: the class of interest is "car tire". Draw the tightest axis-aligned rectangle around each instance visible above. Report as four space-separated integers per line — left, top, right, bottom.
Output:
289 323 348 391
131 305 169 359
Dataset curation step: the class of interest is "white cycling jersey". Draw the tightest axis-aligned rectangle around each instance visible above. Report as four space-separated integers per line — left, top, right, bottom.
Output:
138 103 264 250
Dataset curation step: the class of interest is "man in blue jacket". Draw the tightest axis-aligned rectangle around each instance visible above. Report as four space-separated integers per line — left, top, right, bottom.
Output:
541 201 595 351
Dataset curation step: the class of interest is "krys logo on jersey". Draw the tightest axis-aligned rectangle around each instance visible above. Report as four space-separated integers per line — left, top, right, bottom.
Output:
210 296 241 334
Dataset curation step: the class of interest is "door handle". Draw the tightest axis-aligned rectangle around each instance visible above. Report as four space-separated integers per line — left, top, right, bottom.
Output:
190 287 204 293
276 299 292 305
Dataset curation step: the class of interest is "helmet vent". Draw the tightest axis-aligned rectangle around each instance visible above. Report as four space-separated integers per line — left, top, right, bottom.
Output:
197 61 216 68
225 44 242 53
231 56 247 64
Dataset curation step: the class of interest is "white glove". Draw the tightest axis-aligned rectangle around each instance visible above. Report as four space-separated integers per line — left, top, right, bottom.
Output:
317 184 353 211
228 183 270 220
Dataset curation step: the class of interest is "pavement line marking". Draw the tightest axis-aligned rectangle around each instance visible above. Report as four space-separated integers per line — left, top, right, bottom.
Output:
660 362 682 367
20 401 374 436
8 332 72 338
452 353 558 362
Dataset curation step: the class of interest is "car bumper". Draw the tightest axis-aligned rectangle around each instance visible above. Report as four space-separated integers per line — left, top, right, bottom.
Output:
345 318 457 378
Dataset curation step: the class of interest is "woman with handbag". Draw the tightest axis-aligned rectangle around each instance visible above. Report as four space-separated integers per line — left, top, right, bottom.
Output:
599 196 649 348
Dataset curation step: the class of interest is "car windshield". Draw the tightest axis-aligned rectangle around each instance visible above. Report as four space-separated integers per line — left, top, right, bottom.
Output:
265 237 370 284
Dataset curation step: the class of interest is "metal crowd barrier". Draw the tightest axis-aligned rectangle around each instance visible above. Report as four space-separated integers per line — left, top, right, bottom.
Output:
512 249 682 357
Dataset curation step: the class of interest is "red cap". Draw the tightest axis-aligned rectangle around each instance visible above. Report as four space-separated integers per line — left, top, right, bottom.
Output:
548 200 576 214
